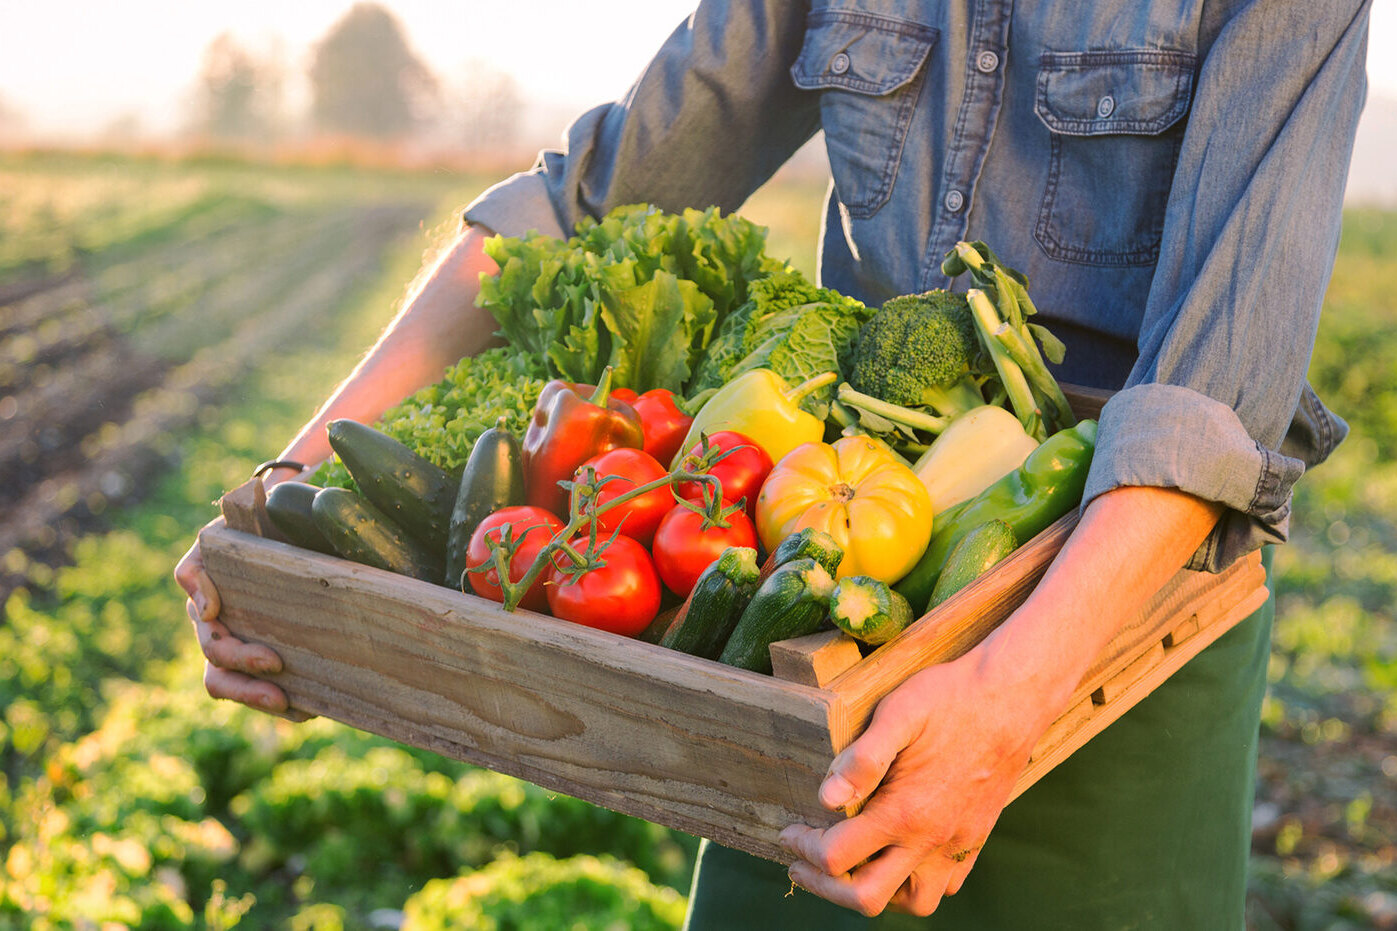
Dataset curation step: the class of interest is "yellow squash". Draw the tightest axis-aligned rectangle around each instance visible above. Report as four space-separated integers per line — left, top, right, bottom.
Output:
755 436 934 582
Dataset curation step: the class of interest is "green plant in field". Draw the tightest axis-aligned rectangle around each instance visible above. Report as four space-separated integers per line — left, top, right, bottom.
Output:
400 852 687 931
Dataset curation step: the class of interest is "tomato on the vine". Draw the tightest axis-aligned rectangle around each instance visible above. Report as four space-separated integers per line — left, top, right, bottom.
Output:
573 447 674 546
651 499 758 597
675 430 774 520
546 534 662 636
464 505 564 612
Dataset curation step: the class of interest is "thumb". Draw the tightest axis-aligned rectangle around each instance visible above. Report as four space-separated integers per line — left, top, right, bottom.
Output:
820 704 920 812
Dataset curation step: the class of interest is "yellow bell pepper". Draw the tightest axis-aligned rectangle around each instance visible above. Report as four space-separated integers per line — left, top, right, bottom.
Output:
755 435 934 582
673 369 837 468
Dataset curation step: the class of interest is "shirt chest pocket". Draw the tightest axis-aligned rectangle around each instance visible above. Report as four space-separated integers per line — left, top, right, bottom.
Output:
791 11 937 219
1034 50 1196 267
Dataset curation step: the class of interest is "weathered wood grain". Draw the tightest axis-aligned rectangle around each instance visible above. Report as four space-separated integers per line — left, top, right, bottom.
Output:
201 521 844 863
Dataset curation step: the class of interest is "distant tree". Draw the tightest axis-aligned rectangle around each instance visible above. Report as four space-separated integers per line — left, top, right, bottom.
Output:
190 33 284 141
308 3 439 140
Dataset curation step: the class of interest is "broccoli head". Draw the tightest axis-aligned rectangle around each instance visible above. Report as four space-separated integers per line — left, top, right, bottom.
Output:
847 290 987 420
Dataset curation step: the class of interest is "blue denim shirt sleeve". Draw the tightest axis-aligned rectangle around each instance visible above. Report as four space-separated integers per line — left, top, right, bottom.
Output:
1083 0 1368 570
464 0 817 241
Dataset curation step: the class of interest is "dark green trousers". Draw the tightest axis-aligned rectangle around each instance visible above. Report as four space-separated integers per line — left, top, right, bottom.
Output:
684 551 1274 931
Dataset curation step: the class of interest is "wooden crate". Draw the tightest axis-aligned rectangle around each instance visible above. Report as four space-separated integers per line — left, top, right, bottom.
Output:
200 390 1269 864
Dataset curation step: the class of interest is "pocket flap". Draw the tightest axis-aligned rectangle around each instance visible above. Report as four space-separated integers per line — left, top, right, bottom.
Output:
791 10 937 95
1036 50 1196 135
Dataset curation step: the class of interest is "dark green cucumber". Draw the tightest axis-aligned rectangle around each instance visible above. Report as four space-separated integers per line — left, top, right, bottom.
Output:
928 519 1018 608
311 486 445 583
264 481 335 554
719 558 836 674
758 528 843 583
829 576 914 645
444 419 525 588
326 418 457 554
661 546 760 659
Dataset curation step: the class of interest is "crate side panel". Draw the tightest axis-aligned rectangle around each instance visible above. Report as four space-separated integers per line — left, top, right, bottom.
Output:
201 524 841 862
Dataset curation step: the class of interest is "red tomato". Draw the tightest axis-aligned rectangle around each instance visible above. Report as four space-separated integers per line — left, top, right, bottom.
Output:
465 505 564 612
675 431 774 520
546 535 662 636
631 389 695 466
652 500 758 597
573 447 673 546
608 386 640 404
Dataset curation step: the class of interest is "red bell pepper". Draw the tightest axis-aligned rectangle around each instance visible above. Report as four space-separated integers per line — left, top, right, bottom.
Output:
522 369 645 517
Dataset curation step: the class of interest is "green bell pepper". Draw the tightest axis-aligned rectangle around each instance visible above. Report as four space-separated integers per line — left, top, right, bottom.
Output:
893 418 1098 613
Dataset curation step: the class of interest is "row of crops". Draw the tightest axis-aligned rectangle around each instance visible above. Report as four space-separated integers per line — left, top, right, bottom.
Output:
0 150 1393 928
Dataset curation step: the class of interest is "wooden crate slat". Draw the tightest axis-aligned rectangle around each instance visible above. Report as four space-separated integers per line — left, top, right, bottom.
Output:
770 630 864 688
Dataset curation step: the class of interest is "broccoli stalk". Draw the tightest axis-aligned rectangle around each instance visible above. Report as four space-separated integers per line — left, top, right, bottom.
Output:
836 382 955 435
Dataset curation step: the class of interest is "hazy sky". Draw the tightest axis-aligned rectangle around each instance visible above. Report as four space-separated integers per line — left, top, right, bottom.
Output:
1 0 1393 138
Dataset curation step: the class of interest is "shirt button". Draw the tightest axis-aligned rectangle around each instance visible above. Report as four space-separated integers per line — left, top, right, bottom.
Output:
976 50 1000 73
944 189 965 213
830 52 851 75
1096 95 1116 118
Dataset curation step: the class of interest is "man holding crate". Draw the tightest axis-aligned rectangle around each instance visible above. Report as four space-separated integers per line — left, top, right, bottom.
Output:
178 0 1371 925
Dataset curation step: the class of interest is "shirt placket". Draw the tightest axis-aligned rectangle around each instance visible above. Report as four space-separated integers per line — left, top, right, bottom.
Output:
919 0 1014 291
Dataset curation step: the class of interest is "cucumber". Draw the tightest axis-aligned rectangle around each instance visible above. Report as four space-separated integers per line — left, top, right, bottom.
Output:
444 419 525 589
264 481 335 554
661 546 760 659
326 418 458 554
829 576 914 645
719 558 836 674
758 528 843 583
311 486 445 583
928 519 1018 609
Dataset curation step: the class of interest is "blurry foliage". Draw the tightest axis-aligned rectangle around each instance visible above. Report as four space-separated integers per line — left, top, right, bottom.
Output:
400 852 687 930
309 3 439 141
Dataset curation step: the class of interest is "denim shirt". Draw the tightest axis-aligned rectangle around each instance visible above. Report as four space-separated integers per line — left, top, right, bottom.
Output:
466 0 1371 571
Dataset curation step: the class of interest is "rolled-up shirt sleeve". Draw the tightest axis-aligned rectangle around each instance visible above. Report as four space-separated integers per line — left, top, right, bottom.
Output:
1083 0 1369 571
464 0 820 241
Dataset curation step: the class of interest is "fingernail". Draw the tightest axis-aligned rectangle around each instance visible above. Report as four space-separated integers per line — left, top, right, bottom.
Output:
820 775 854 809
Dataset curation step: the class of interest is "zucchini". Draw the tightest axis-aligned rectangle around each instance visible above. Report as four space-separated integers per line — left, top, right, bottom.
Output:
264 481 335 554
928 519 1017 608
326 419 457 554
444 418 525 588
311 486 445 583
719 558 836 674
758 528 843 583
660 546 760 659
829 576 914 645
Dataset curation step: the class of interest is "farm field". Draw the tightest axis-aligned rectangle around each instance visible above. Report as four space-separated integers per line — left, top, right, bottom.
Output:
0 150 1393 928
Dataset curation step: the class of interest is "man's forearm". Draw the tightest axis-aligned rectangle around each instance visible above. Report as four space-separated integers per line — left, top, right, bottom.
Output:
273 225 501 469
974 485 1227 731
